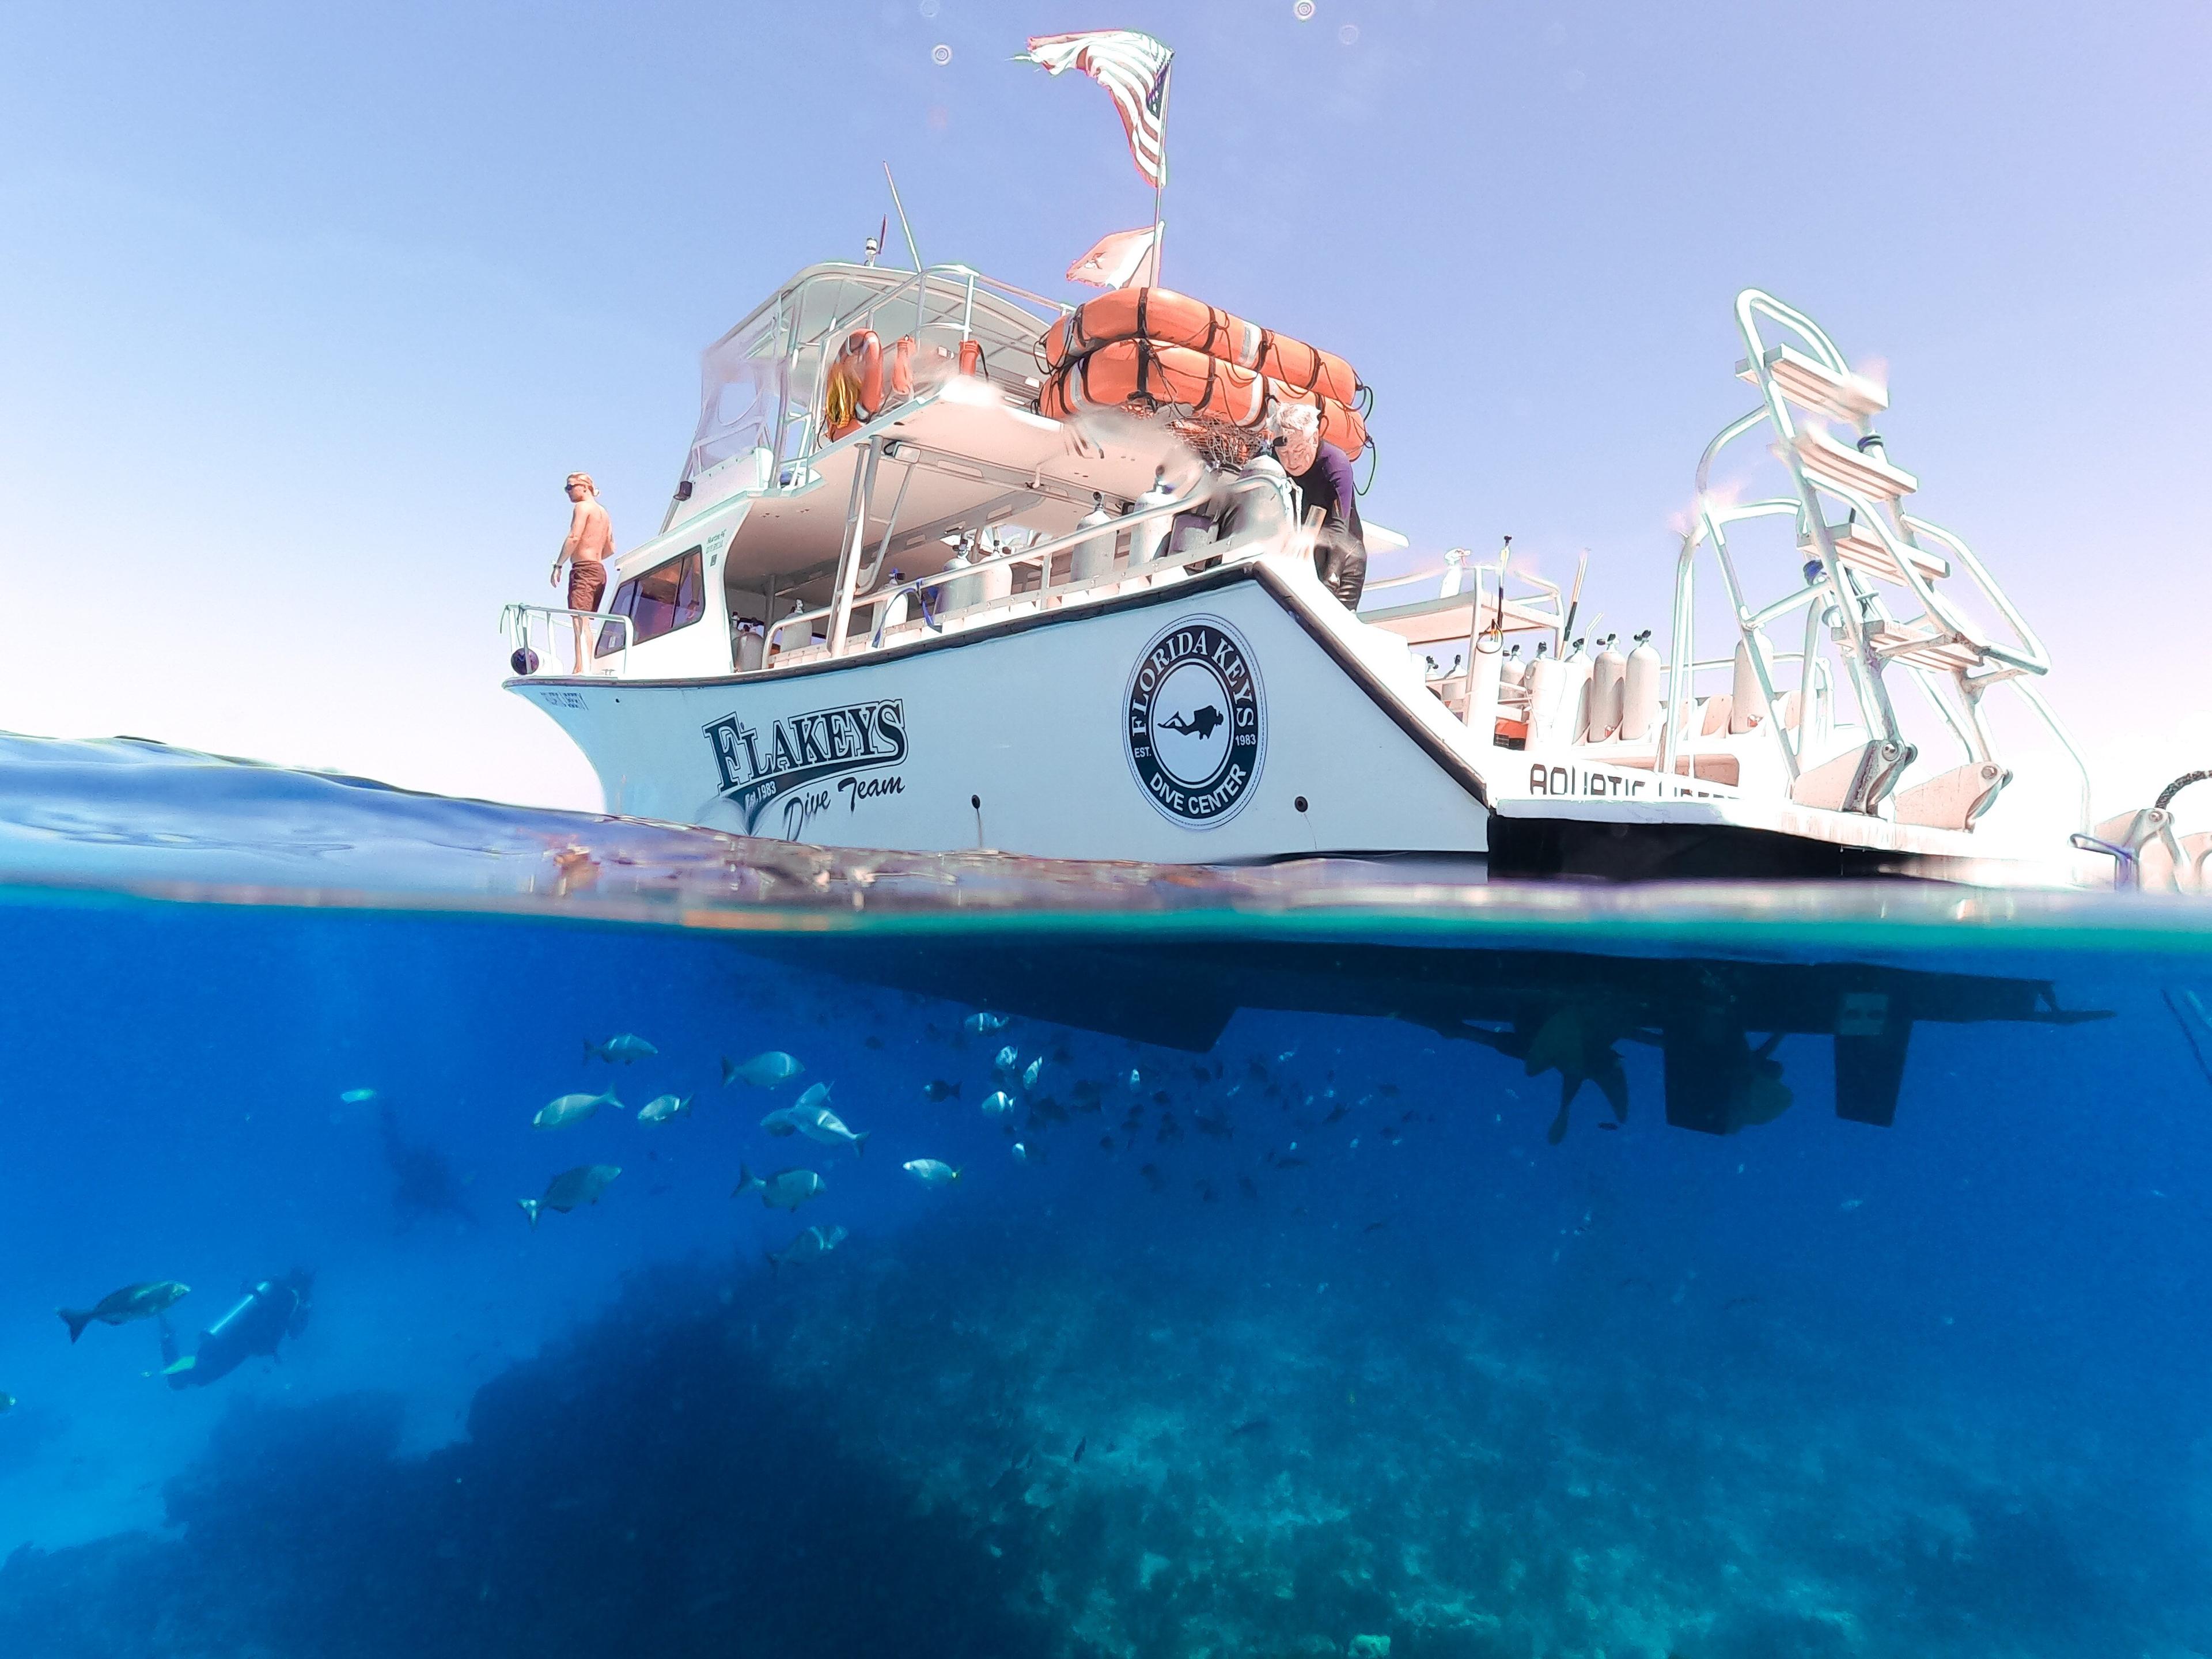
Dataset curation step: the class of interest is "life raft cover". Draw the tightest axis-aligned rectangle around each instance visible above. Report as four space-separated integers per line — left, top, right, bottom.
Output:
1040 338 1368 460
1041 287 1362 409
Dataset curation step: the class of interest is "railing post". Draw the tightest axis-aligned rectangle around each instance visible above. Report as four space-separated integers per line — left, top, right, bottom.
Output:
828 438 882 657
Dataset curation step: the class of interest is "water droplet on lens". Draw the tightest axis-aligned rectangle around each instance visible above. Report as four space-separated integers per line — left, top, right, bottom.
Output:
931 43 952 65
1338 22 1359 44
1293 0 1315 17
918 0 938 14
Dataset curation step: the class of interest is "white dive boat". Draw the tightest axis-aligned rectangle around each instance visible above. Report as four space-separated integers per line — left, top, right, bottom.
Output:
503 264 2107 885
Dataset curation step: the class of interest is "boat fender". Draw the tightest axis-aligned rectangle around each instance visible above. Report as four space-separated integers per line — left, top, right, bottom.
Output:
1620 631 1661 742
959 338 988 378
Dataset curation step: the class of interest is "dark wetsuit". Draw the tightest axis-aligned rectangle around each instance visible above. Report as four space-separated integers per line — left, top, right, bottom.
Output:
1286 441 1366 608
160 1275 311 1389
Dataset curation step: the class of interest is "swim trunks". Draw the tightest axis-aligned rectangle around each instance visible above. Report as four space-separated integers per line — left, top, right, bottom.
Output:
567 561 607 611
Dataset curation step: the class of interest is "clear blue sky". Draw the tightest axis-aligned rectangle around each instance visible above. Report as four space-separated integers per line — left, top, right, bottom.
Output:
0 2 2205 817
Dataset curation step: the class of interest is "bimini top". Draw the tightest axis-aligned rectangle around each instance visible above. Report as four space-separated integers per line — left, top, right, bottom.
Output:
669 262 1073 531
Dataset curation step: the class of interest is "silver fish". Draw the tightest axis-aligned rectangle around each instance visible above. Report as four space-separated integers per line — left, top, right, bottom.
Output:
994 1045 1020 1074
1022 1055 1046 1092
58 1281 190 1343
339 1088 378 1105
964 1012 1011 1033
760 1106 808 1137
980 1090 1018 1119
902 1158 963 1187
533 1090 623 1130
637 1093 695 1125
767 1224 849 1274
518 1164 621 1228
723 1051 804 1088
1012 1141 1043 1164
794 1081 835 1112
793 1105 869 1157
1124 1069 1143 1092
733 1164 826 1211
586 1033 657 1063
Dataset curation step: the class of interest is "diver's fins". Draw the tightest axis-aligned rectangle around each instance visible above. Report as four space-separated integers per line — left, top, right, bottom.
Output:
161 1355 197 1377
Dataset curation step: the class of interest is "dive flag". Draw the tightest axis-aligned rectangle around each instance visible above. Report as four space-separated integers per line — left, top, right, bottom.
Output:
1066 224 1161 289
1017 29 1173 188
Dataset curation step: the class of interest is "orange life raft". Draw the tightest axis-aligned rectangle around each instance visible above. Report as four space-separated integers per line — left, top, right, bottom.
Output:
1039 338 1369 460
1042 287 1362 409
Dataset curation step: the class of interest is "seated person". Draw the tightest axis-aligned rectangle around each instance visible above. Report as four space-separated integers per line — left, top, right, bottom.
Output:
1271 403 1365 609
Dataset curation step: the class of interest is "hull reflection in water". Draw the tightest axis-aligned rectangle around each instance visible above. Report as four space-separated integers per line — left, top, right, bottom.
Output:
0 737 2202 1656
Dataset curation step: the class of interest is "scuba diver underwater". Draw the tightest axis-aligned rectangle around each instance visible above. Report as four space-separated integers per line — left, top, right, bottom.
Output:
157 1270 313 1390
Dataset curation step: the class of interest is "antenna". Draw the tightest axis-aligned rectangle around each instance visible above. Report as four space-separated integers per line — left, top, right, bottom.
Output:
882 164 923 270
1560 547 1590 647
1483 533 1512 642
882 163 927 345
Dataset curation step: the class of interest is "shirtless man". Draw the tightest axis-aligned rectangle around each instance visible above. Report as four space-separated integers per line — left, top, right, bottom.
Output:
551 473 616 671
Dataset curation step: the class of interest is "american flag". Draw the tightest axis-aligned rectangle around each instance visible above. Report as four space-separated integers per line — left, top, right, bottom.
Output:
1017 29 1173 188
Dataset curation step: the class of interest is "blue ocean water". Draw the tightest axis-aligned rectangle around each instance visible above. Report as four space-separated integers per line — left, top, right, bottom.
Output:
0 736 2208 1657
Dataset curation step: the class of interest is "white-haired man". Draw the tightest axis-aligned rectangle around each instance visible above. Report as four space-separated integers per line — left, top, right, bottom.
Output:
551 472 615 671
1271 404 1366 609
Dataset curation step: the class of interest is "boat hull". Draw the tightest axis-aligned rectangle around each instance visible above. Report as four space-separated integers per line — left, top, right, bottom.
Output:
508 563 1494 863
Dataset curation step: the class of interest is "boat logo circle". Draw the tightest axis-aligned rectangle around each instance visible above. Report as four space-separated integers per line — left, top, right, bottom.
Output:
1123 614 1265 827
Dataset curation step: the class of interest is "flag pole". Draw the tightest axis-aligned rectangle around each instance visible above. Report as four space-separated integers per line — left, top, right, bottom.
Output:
1147 64 1172 289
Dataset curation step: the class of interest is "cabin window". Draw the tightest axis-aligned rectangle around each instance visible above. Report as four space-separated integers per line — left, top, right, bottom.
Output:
599 547 706 656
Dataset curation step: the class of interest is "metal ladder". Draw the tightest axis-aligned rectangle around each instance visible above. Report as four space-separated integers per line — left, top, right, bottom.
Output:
1664 289 2089 831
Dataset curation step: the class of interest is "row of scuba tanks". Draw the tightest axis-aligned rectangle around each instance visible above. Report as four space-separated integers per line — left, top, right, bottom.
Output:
1505 631 1666 745
1472 628 1782 748
1483 631 1668 746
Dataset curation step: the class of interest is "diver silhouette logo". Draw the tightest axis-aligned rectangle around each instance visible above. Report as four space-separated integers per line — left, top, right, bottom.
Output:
1123 615 1266 827
1158 705 1225 740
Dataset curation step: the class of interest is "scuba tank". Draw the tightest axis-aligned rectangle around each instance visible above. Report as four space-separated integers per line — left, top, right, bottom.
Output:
975 528 1013 605
1558 636 1593 744
1499 643 1526 691
1218 448 1290 547
1467 628 1504 745
1620 630 1662 742
940 540 974 611
1525 641 1564 740
878 569 911 632
1589 634 1626 743
1070 491 1117 584
1128 467 1176 567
